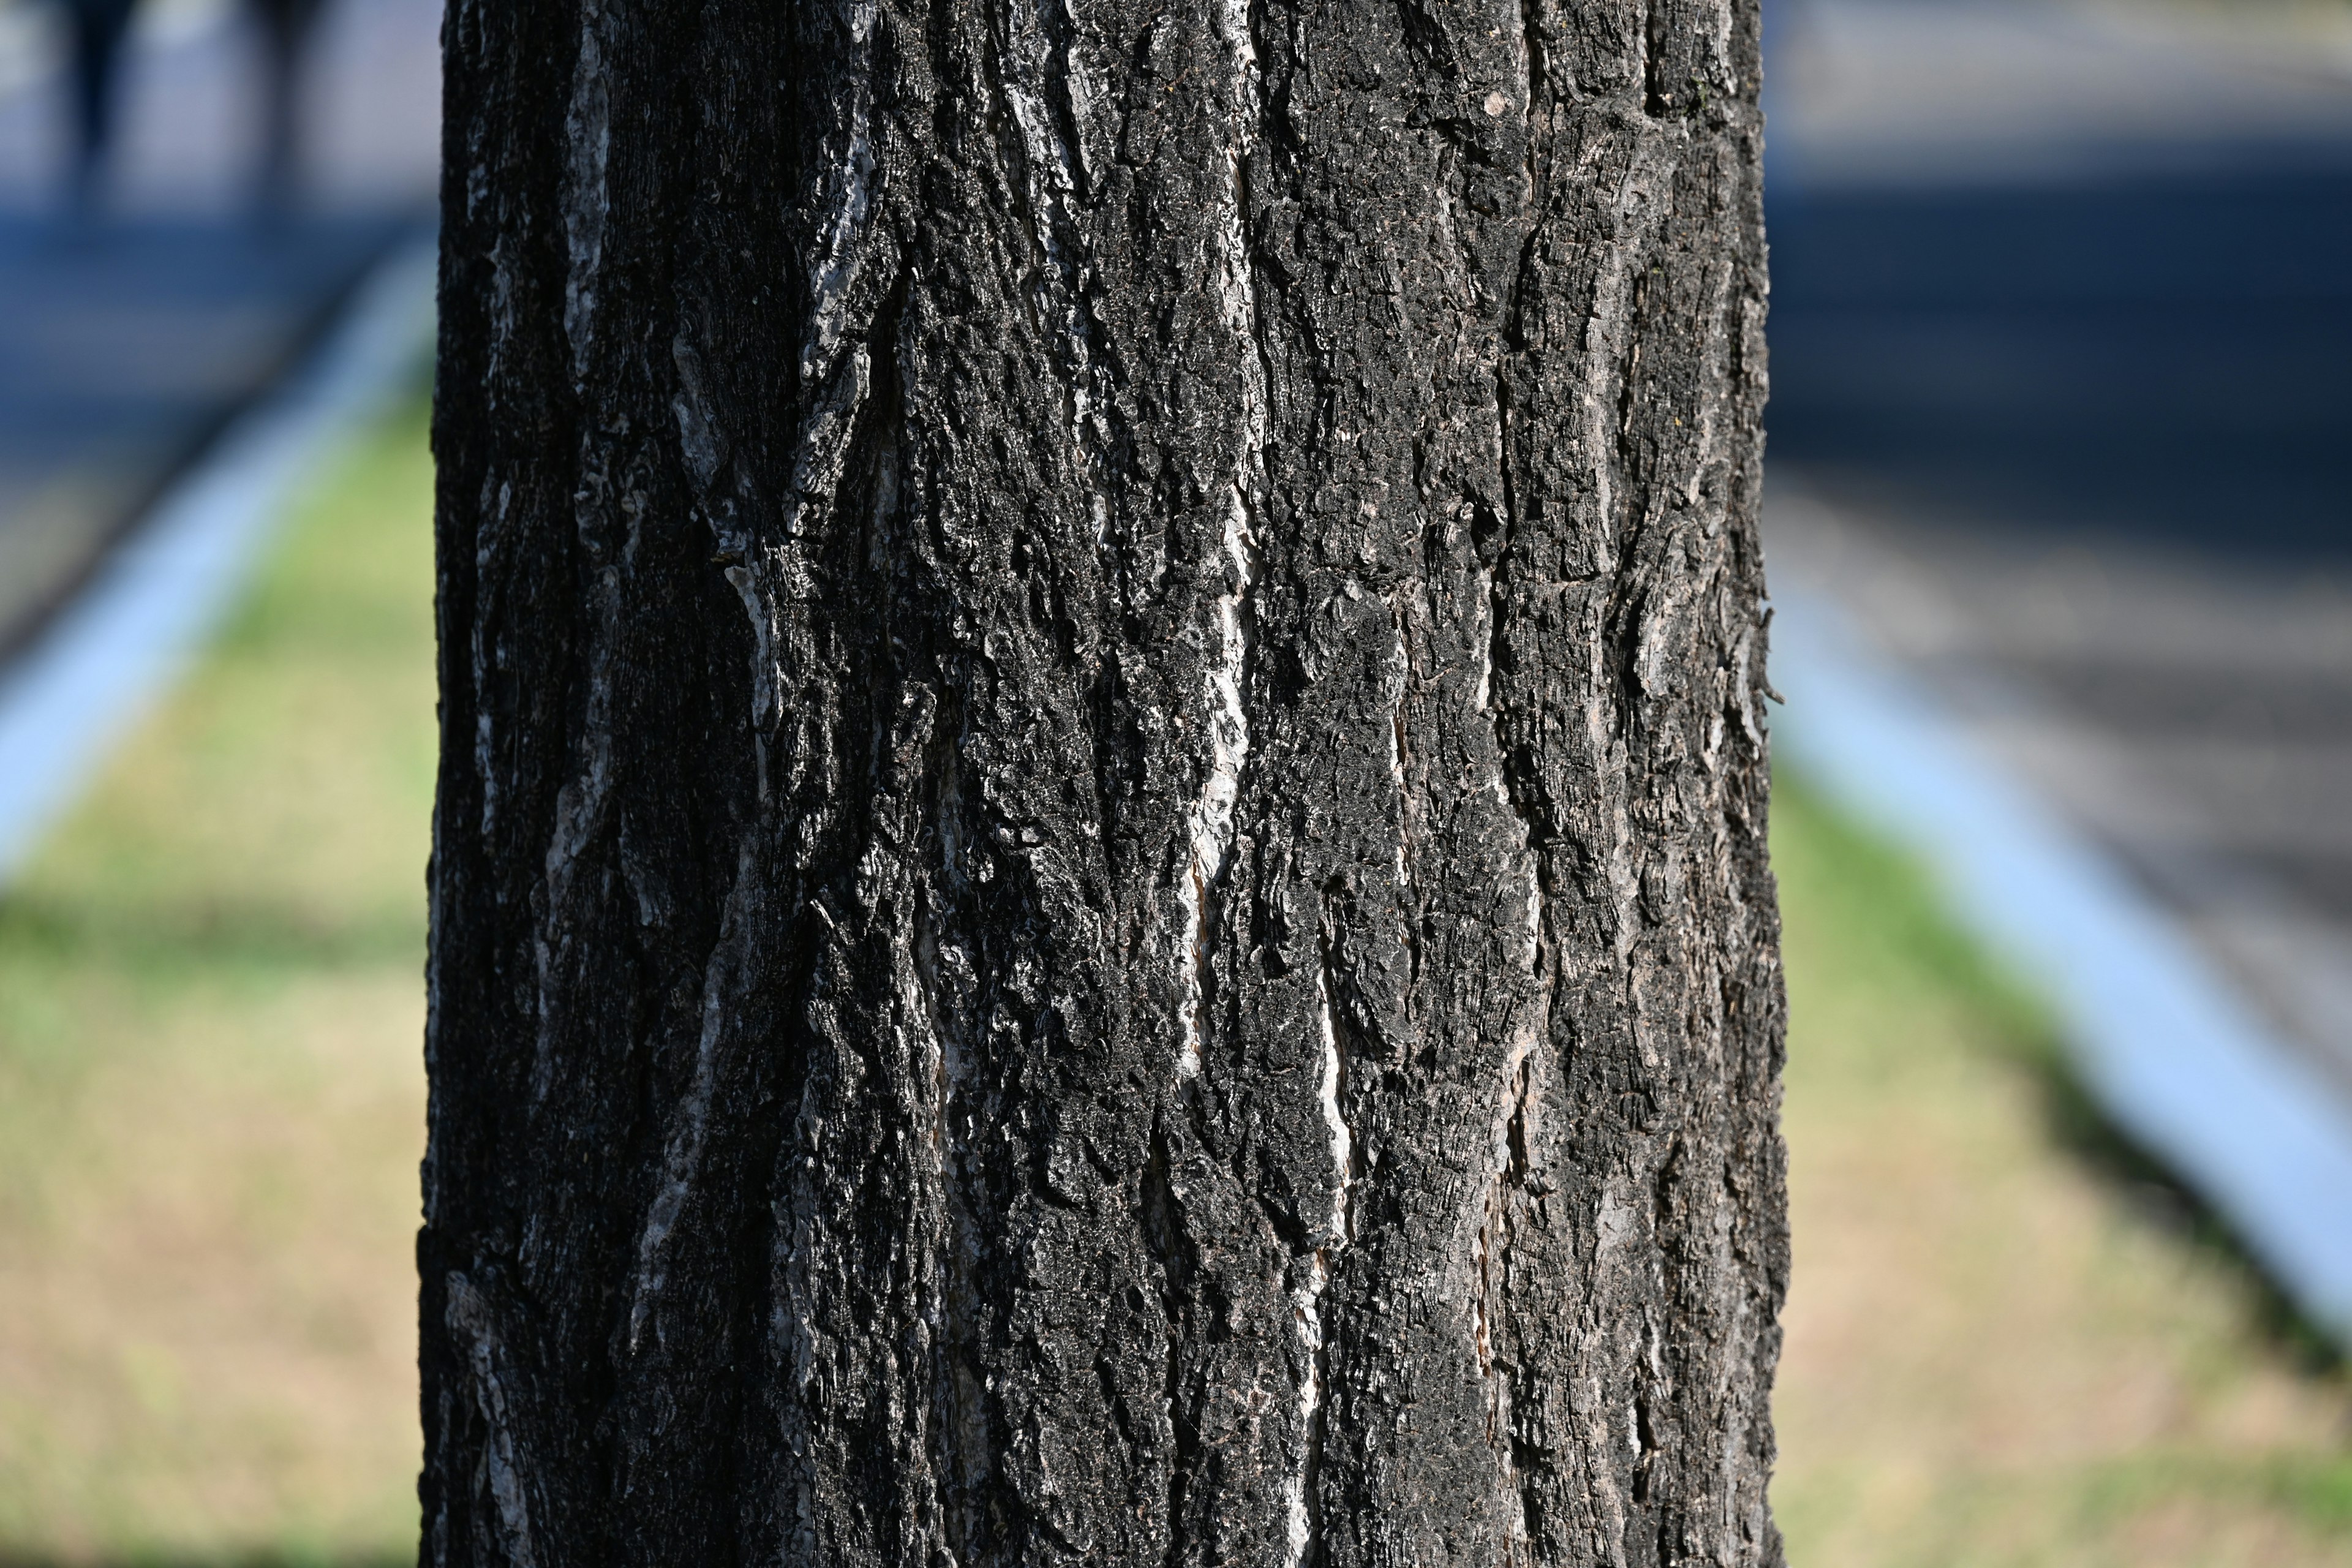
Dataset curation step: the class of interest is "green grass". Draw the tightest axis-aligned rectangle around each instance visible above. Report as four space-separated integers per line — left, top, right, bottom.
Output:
1 396 2348 1564
1769 779 2352 1567
0 399 435 1565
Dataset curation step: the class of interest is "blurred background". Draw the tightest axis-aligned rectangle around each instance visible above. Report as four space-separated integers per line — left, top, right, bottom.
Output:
0 0 2346 1562
0 0 435 1559
1760 0 2352 1556
0 0 435 662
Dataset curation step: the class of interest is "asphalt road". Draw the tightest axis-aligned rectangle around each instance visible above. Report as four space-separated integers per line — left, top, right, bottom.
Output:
1771 164 2352 557
1763 0 2352 1094
0 0 438 655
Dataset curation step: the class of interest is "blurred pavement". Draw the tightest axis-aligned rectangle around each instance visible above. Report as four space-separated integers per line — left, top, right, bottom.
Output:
1766 2 2352 1126
0 0 439 657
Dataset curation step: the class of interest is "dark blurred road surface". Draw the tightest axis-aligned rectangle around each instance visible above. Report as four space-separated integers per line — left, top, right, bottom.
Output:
1765 0 2352 1090
0 0 439 655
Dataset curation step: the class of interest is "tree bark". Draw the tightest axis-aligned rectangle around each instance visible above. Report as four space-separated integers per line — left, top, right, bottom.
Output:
422 0 1783 1560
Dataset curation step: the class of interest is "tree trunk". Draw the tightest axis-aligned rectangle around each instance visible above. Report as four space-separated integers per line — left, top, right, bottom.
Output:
421 0 1783 1560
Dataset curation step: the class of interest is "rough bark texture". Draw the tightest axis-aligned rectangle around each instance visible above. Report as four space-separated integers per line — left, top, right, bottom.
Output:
422 0 1783 1561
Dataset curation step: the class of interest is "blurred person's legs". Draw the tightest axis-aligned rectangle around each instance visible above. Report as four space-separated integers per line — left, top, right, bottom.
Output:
59 0 138 217
248 0 320 218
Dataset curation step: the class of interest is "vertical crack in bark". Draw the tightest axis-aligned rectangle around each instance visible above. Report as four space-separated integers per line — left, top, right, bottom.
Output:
1483 358 1553 1559
532 0 627 1105
1289 935 1356 1568
1473 560 1496 717
530 469 624 1104
910 874 975 1567
748 6 883 778
529 741 608 1101
998 0 1100 459
1174 514 1250 1080
669 330 791 777
1517 0 1545 214
1476 1024 1544 1556
626 841 761 1352
1314 963 1356 1251
1177 0 1269 1083
1487 369 1547 977
559 0 609 383
1143 1117 1202 1568
758 333 876 774
467 480 510 847
1641 0 1674 117
445 1273 540 1568
1286 1243 1330 1568
1387 597 1414 903
913 893 954 1177
805 0 878 387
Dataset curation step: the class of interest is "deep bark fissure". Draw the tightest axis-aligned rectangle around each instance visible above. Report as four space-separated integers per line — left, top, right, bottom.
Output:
1295 920 1359 1568
1141 1112 1207 1568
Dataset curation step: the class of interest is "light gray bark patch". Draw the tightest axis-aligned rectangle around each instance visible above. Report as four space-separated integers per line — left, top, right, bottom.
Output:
444 1274 540 1568
668 336 725 496
559 2 611 380
627 840 760 1352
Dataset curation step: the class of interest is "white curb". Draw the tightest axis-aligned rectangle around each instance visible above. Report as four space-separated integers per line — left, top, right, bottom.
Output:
0 232 437 886
1771 584 2352 1346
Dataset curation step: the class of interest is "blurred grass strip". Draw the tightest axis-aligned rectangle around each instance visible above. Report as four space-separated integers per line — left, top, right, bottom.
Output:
1771 777 2352 1567
0 399 433 1565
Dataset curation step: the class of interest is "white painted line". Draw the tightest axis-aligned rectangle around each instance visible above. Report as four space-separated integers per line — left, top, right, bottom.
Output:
0 232 436 887
1771 584 2352 1344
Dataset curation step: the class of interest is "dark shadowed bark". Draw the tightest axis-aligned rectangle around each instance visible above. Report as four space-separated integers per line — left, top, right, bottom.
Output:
421 0 1784 1560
